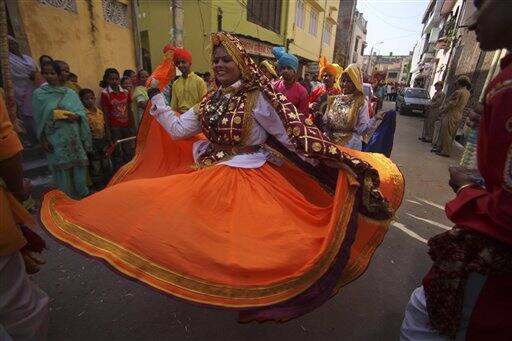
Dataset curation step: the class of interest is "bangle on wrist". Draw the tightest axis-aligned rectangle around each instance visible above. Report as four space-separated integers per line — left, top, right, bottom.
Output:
456 183 477 195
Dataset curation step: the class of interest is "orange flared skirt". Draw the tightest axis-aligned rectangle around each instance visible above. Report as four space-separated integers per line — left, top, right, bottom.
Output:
40 112 404 311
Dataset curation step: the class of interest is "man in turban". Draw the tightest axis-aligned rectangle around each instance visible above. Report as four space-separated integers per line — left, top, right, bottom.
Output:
271 47 309 115
308 56 342 117
171 47 207 113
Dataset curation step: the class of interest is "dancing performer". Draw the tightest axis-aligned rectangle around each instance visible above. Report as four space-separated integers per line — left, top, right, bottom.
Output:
309 56 342 118
40 32 403 322
321 64 382 151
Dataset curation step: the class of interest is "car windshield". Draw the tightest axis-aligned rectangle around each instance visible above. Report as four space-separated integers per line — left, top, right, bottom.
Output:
405 88 429 99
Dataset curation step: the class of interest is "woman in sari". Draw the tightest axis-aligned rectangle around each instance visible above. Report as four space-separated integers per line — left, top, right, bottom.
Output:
32 61 91 199
321 64 382 151
131 69 150 130
40 33 403 322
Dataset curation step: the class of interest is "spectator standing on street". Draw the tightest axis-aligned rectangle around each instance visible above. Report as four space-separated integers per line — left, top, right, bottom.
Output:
386 82 393 100
100 68 134 169
35 55 53 87
272 46 309 116
55 60 81 94
123 69 137 86
300 72 313 94
0 92 49 341
375 82 387 110
8 35 38 147
121 76 133 94
431 76 471 157
80 88 112 189
131 69 150 129
401 1 512 338
170 48 207 114
32 61 91 198
419 81 446 143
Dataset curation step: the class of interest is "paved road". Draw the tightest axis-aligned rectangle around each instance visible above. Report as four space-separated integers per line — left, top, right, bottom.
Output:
30 100 464 340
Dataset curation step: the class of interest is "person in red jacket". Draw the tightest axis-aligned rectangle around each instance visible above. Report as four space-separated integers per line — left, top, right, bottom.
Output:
308 56 342 118
401 1 512 339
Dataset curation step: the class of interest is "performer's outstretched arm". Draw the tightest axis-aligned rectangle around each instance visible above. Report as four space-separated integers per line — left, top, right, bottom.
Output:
149 93 201 139
254 93 318 165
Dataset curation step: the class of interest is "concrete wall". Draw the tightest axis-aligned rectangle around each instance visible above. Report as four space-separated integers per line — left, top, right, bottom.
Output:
17 0 137 92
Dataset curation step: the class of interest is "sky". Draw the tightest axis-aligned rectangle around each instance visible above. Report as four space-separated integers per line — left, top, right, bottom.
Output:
357 0 430 56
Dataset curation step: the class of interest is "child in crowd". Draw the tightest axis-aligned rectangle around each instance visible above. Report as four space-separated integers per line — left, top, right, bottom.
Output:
69 73 78 84
79 88 112 188
121 76 133 93
123 69 137 86
99 68 134 170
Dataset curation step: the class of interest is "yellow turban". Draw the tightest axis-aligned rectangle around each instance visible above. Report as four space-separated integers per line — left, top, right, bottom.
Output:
319 56 343 89
260 60 278 79
343 64 363 94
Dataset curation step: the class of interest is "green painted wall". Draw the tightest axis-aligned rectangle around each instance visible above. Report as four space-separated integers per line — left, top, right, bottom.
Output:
138 0 172 70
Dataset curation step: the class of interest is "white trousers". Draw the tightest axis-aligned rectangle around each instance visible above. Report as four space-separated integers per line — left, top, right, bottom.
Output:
0 252 49 341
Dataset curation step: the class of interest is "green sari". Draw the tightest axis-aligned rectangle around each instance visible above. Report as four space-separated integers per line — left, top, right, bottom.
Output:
32 84 91 171
131 85 149 130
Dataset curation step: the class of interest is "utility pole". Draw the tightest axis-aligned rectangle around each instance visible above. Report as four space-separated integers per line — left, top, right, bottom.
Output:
131 0 143 69
366 41 383 76
217 7 223 32
0 0 17 126
171 0 184 47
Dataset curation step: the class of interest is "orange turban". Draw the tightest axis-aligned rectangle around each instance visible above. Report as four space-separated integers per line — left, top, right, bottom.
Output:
319 56 342 78
319 56 342 89
173 48 192 65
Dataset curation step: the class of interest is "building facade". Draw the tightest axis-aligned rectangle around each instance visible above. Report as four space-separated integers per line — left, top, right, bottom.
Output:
286 0 339 76
333 0 356 67
6 0 138 91
347 10 367 68
138 0 338 78
409 0 495 103
363 53 412 83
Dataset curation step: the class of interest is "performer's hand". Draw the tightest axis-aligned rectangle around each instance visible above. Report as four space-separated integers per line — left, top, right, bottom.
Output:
449 166 476 193
65 114 80 122
374 111 385 120
467 103 483 128
147 87 160 99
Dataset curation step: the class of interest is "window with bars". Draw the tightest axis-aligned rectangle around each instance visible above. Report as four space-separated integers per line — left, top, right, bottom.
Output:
294 0 305 29
247 0 282 33
323 22 332 45
309 8 318 36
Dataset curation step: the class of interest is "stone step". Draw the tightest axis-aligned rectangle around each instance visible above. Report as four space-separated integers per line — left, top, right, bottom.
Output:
22 145 45 163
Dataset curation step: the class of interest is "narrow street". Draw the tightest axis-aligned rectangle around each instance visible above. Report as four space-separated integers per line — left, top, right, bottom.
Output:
27 100 463 341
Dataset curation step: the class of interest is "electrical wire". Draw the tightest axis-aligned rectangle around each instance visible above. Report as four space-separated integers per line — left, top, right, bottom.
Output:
360 0 423 20
359 1 422 33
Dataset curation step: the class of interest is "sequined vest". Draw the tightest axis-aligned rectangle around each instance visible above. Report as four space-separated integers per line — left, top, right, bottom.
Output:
196 87 259 166
323 94 363 145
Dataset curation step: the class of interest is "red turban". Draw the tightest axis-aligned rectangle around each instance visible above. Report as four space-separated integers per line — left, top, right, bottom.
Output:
163 43 175 54
173 48 192 65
